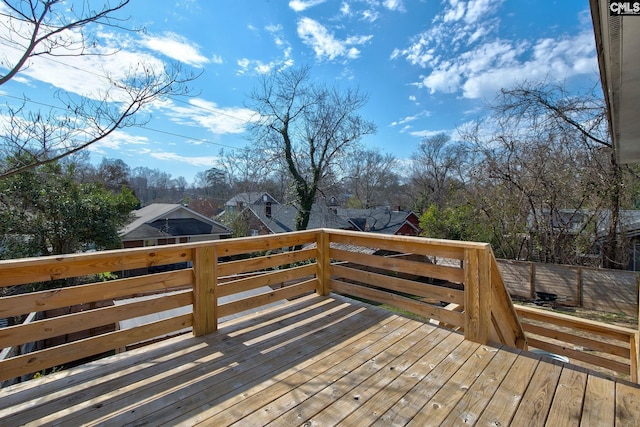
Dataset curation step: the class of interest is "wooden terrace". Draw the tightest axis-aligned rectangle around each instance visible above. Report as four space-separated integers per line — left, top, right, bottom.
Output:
0 229 638 425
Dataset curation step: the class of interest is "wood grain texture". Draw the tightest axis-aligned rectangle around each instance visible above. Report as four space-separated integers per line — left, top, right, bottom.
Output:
0 294 638 426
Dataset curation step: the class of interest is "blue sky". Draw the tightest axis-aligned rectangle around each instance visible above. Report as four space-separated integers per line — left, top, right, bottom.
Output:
1 0 599 183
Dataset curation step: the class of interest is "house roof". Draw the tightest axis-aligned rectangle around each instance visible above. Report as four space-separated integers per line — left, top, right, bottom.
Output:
590 0 640 163
336 207 420 235
248 203 352 233
224 192 279 207
120 203 231 240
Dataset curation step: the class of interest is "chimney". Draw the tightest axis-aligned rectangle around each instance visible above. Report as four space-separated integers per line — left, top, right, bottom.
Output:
265 201 272 218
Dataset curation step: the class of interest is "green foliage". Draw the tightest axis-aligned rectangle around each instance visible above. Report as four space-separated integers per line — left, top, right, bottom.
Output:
94 272 118 282
0 158 138 258
419 204 491 243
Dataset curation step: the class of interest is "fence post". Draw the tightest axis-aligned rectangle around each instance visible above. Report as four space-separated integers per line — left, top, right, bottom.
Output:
316 230 331 296
193 245 217 336
529 262 536 300
464 246 491 345
576 267 583 307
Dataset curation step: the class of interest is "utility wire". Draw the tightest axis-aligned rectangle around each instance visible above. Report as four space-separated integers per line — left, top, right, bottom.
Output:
2 93 244 151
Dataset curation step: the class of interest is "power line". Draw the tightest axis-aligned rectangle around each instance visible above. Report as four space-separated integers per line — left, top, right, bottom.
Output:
1 41 255 123
2 93 244 151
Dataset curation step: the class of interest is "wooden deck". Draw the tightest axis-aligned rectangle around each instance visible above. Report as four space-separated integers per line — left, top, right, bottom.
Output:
1 293 639 427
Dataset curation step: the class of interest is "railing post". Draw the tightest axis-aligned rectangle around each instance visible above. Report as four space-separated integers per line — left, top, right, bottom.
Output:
464 247 491 345
316 230 331 296
631 333 639 383
193 245 217 336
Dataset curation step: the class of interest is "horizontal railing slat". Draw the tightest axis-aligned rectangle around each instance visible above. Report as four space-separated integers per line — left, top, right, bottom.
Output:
218 264 317 298
0 270 193 319
330 264 464 305
326 230 472 259
331 279 464 328
214 230 318 258
0 248 192 288
0 291 193 349
217 248 316 277
0 314 193 382
217 279 317 319
515 305 636 342
330 248 464 284
521 323 630 359
526 337 630 376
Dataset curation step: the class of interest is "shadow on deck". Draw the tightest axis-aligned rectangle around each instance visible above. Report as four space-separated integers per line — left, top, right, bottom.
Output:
1 293 638 426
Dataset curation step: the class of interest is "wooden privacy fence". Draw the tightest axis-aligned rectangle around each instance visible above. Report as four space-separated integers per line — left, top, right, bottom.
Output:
0 229 526 384
497 259 639 316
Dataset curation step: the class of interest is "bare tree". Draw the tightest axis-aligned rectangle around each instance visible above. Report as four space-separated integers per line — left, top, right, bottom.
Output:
249 66 376 230
344 148 399 208
410 133 467 212
461 81 632 268
495 82 626 268
0 0 199 179
218 147 274 196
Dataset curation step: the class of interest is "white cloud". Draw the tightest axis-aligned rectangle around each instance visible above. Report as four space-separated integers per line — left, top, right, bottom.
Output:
164 98 256 135
392 1 596 99
289 0 327 12
459 32 595 98
361 9 380 22
89 130 150 152
390 111 430 127
443 0 502 25
0 6 197 105
141 32 209 67
383 0 406 12
236 24 293 75
141 149 220 167
410 129 453 138
237 54 293 75
297 18 372 61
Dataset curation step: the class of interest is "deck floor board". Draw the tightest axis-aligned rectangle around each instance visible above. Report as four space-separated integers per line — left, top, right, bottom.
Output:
0 293 638 427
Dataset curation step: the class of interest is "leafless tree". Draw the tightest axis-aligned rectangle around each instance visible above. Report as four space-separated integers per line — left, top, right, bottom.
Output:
249 66 376 230
462 81 632 268
217 147 274 196
0 0 199 179
410 132 467 212
343 148 399 208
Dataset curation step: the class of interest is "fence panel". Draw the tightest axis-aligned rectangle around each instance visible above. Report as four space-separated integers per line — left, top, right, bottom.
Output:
533 263 579 305
497 259 639 316
497 260 532 299
582 269 638 315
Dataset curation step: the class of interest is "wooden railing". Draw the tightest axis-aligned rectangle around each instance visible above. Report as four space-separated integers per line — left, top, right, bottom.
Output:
515 305 639 381
0 229 633 385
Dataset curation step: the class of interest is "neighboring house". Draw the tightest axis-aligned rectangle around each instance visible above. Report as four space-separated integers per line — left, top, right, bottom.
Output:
241 203 353 235
221 192 280 215
526 209 640 270
120 203 231 248
335 207 422 236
